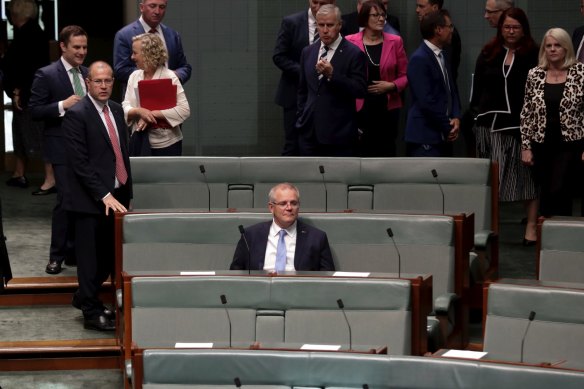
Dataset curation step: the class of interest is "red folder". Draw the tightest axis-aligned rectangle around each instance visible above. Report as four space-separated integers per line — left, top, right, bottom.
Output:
138 78 177 129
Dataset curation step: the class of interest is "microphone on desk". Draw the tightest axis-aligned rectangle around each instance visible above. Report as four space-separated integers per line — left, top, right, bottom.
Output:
199 165 211 212
386 228 401 278
319 165 328 212
337 298 353 351
220 294 232 348
238 225 252 275
520 311 536 363
234 377 242 388
431 169 445 214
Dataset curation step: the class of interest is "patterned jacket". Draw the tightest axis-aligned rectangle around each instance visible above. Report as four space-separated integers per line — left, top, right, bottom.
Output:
520 62 584 150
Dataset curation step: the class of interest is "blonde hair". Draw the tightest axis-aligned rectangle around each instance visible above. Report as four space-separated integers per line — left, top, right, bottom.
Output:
132 32 168 70
538 28 576 70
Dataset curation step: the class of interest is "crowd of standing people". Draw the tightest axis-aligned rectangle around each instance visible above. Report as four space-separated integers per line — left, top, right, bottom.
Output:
273 0 584 240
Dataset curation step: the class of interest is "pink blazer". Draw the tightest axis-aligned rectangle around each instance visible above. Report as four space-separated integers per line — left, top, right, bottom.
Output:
345 31 408 111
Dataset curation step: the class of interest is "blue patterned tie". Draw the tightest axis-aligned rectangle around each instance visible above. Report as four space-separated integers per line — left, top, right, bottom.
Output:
275 229 287 273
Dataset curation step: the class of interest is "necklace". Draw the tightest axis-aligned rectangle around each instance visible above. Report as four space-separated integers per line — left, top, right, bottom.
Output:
548 68 566 82
362 37 381 67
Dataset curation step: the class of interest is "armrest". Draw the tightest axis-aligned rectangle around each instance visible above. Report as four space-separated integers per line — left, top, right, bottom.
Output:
434 292 458 320
116 288 123 308
125 359 132 383
474 229 494 250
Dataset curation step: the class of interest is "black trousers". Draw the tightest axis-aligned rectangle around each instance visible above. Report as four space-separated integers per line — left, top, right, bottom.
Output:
50 164 75 263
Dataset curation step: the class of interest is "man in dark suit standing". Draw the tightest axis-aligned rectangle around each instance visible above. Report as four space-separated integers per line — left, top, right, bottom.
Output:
113 0 191 88
296 4 367 157
63 61 132 331
405 10 460 157
231 183 334 272
273 0 335 156
341 0 401 36
29 25 88 275
573 1 584 64
415 0 461 82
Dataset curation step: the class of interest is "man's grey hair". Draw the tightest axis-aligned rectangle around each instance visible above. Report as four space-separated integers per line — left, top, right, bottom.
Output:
494 0 514 10
316 4 342 22
268 183 300 203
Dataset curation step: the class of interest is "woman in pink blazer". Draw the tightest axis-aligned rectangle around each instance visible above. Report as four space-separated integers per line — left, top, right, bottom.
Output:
345 0 408 157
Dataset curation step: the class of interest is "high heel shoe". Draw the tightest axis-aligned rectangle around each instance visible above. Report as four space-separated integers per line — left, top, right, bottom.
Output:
522 238 536 247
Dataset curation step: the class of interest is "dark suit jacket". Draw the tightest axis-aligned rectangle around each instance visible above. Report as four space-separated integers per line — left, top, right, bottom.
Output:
29 59 88 164
0 19 50 106
113 20 192 85
273 10 310 109
62 97 132 214
296 38 367 145
230 220 334 271
572 25 584 59
340 11 401 37
405 42 461 145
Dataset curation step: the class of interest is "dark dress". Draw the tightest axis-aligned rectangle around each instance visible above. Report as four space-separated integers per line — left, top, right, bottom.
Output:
532 82 584 216
357 43 399 157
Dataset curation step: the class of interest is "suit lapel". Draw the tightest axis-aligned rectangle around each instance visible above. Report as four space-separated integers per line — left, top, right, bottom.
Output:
300 13 310 46
293 220 307 268
57 61 75 96
256 222 271 269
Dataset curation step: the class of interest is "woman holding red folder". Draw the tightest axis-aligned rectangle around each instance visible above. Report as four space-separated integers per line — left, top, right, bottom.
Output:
122 33 190 156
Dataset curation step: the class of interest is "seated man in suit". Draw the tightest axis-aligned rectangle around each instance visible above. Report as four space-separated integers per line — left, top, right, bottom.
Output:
230 183 334 272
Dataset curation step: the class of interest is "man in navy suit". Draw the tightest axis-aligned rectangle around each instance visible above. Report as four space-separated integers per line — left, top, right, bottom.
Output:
113 0 191 88
405 10 460 157
296 4 367 157
273 0 335 156
29 25 89 275
230 183 334 272
63 61 132 331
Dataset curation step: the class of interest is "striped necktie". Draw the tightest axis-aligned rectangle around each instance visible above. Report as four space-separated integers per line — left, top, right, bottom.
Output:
70 68 85 97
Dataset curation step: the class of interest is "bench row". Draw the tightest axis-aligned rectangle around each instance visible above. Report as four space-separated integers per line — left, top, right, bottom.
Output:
115 211 474 348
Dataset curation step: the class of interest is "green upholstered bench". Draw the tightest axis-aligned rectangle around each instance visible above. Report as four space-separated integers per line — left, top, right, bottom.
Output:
129 349 584 389
484 279 584 369
123 275 430 362
537 217 584 283
129 156 497 301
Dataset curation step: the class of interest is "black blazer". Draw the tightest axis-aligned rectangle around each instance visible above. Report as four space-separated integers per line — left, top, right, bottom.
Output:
62 97 132 214
273 10 311 109
296 38 367 145
572 25 584 59
230 220 334 271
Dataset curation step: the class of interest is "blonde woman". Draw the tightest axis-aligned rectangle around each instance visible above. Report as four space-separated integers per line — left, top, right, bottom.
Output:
122 33 190 155
521 28 584 217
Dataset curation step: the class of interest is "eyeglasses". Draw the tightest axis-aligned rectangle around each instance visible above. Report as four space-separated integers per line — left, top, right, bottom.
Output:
484 8 501 15
369 13 386 19
441 24 454 30
502 25 522 31
270 201 300 208
88 78 114 86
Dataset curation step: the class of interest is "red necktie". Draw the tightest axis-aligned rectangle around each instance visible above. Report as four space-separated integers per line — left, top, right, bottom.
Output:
102 105 128 185
149 28 157 34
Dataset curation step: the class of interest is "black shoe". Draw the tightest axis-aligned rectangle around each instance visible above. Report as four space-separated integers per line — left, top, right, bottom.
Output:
32 186 57 195
84 314 115 331
73 295 114 320
45 259 63 274
6 176 28 188
522 239 537 247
